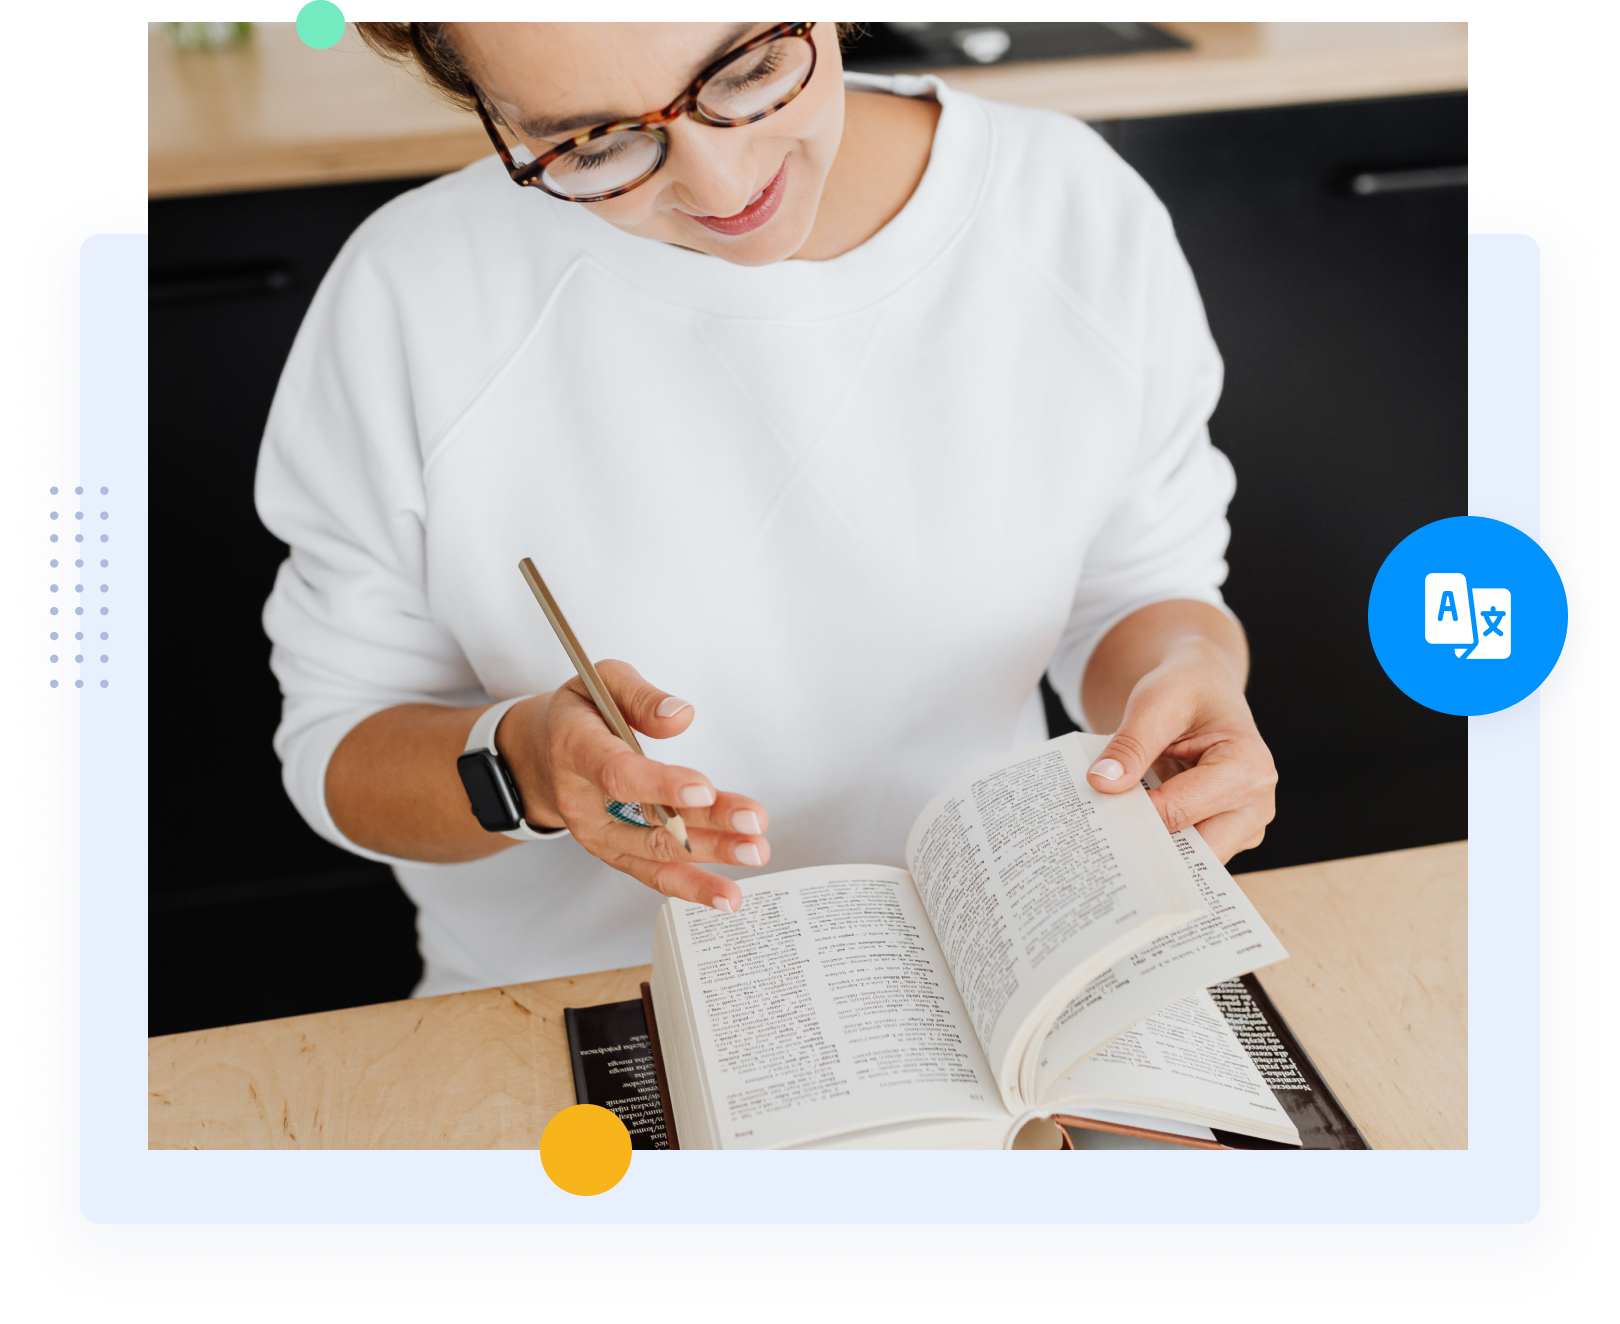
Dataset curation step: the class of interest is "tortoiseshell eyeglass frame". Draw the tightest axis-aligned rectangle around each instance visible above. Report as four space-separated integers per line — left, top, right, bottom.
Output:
473 21 818 204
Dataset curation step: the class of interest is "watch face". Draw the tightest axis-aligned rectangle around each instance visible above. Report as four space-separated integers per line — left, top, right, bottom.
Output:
456 750 522 832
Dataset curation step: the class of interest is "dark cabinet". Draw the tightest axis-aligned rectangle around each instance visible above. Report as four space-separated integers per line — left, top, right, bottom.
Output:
151 176 437 885
149 91 1465 1033
149 178 432 1034
1117 92 1468 871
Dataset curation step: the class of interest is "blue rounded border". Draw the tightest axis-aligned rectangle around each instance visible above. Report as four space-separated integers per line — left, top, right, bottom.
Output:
22 186 1594 1302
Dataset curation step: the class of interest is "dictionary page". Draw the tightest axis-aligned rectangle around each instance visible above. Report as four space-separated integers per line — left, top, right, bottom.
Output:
1048 988 1300 1145
656 866 1013 1150
1033 821 1289 1099
903 733 1207 1111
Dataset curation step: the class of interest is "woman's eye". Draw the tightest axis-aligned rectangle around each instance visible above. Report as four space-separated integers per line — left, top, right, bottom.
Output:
568 139 629 172
714 43 783 92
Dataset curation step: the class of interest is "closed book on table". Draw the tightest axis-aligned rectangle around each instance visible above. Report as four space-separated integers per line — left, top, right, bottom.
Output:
562 997 672 1150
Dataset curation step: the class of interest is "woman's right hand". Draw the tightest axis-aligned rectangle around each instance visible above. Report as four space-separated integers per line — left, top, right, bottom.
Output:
494 660 769 913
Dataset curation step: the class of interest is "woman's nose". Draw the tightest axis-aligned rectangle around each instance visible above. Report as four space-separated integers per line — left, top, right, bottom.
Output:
663 117 764 217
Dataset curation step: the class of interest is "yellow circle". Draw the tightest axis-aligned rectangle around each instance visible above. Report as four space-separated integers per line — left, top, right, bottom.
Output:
540 1105 632 1196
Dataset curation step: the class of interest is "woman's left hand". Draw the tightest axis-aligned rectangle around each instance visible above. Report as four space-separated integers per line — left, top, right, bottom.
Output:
1083 632 1277 864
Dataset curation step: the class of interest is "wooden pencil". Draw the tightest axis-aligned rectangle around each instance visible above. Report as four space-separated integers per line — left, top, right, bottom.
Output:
517 557 691 852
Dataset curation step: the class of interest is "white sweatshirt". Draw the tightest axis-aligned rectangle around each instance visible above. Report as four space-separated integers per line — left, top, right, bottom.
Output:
255 74 1234 997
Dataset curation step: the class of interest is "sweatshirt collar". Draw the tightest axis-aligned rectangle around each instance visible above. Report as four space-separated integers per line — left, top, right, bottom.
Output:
538 74 989 322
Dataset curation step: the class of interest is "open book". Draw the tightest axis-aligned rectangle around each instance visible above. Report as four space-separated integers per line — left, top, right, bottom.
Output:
650 733 1297 1149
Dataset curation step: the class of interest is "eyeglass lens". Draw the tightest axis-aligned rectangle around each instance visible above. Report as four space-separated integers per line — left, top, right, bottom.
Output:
541 35 814 199
697 35 814 121
543 131 664 197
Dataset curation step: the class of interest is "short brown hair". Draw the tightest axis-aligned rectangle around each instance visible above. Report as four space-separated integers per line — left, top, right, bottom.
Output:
357 23 478 112
356 22 862 116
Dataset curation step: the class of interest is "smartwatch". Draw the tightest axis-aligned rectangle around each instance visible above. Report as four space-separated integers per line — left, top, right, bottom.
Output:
456 696 567 841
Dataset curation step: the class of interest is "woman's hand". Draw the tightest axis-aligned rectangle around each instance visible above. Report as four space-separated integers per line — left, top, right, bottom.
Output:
496 660 768 912
1080 602 1277 863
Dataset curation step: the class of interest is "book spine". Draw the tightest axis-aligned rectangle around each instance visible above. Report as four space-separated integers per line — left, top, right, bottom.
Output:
562 1006 590 1109
1051 1114 1227 1150
640 982 681 1150
1229 973 1371 1150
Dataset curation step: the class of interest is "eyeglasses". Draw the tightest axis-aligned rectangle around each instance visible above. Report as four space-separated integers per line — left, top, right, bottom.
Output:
475 22 818 204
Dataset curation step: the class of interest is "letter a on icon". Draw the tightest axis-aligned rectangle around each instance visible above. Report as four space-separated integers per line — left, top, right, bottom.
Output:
1425 572 1475 645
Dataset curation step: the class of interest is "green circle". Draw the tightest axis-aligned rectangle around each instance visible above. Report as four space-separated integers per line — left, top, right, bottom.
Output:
295 2 345 50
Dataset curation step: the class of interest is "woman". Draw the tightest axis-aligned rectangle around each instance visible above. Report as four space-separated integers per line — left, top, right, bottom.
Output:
257 22 1275 997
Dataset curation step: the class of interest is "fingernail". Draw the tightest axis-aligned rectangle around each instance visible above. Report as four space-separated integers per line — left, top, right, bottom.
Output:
731 810 762 835
734 842 762 866
679 784 715 807
1089 758 1126 782
656 696 692 719
711 894 736 913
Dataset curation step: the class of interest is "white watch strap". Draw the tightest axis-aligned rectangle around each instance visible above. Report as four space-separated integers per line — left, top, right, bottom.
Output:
463 695 528 757
464 696 568 842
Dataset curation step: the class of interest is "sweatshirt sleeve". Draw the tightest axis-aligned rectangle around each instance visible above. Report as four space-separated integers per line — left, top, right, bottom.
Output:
1044 205 1237 730
254 234 486 866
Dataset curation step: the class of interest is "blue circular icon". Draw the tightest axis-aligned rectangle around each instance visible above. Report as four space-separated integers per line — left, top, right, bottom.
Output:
1368 516 1567 716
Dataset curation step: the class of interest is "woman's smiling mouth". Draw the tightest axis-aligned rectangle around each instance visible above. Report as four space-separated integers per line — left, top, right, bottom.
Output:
686 161 788 235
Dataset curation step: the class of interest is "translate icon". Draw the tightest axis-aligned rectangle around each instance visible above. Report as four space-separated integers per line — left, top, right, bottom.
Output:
1424 573 1510 660
1371 517 1563 715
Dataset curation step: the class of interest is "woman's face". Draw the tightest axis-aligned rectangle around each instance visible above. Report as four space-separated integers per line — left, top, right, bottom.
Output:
448 22 846 267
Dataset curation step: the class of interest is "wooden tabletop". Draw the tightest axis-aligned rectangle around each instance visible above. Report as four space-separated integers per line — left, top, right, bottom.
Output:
148 840 1467 1150
149 22 1467 198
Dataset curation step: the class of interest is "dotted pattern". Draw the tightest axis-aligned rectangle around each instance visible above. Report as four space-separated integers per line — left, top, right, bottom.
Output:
47 485 110 690
2 173 147 1322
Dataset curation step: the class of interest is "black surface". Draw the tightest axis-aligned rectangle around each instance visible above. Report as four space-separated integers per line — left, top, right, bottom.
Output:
842 21 1184 72
149 177 434 1035
147 864 421 1036
150 176 435 890
564 999 672 1149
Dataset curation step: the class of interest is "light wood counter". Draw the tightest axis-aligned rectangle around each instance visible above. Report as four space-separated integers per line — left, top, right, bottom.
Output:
1236 840 1466 1150
148 840 1467 1150
149 22 1466 198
